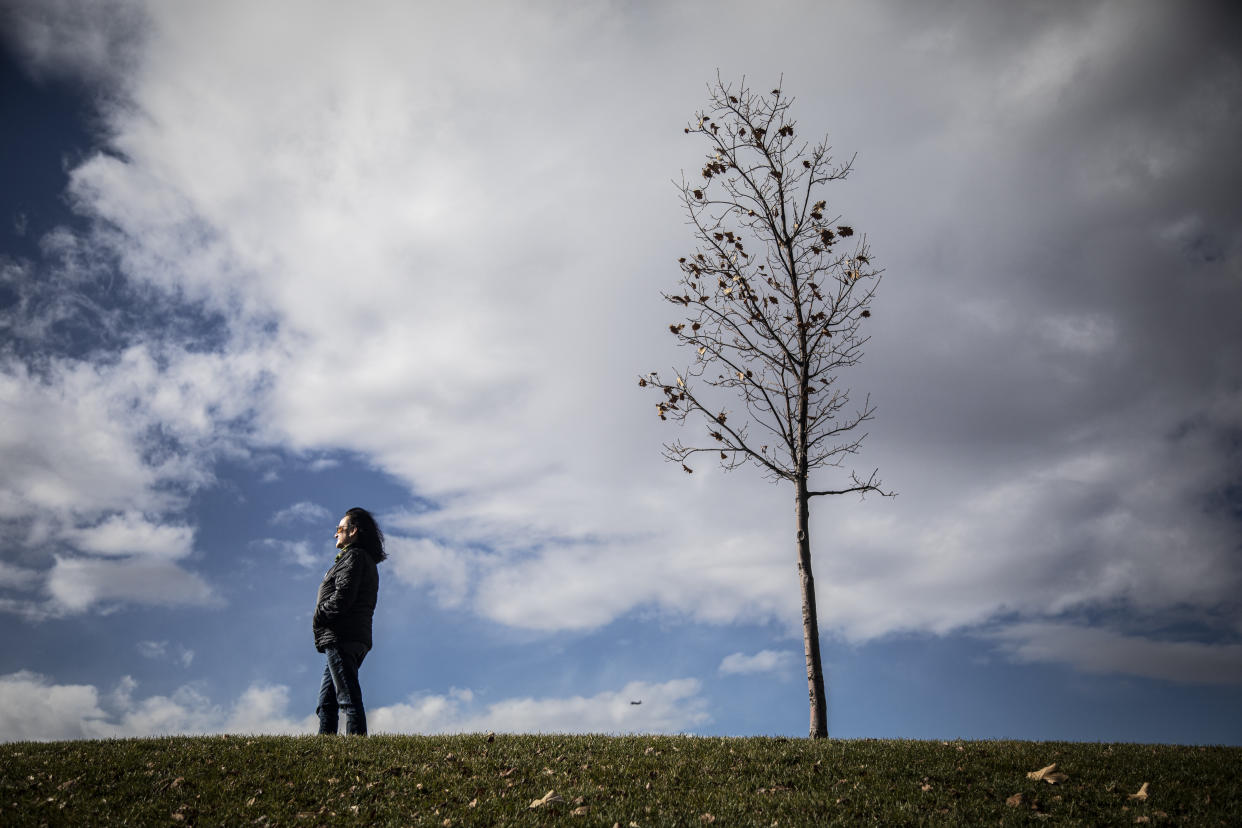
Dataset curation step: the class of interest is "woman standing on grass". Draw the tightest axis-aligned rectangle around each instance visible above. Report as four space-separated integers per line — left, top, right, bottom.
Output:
313 507 386 735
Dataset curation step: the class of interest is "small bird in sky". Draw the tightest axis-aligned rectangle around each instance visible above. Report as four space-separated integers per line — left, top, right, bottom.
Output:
630 700 642 705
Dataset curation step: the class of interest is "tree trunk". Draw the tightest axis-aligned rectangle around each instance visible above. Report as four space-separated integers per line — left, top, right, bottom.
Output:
796 476 828 738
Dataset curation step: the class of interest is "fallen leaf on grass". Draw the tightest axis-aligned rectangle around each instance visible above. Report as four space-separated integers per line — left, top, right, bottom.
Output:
1005 793 1024 807
1027 763 1069 784
530 790 562 808
571 806 588 816
1129 782 1150 801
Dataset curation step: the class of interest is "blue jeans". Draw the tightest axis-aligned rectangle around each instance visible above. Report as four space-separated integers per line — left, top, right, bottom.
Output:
316 646 368 735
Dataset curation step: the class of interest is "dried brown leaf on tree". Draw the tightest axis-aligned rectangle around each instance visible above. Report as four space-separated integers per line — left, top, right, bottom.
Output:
1027 763 1069 784
1129 782 1150 801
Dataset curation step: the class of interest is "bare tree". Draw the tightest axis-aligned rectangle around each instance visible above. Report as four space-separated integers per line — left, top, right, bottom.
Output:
642 76 892 739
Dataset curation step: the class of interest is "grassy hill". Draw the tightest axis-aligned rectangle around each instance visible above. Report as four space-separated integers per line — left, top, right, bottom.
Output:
2 734 1239 825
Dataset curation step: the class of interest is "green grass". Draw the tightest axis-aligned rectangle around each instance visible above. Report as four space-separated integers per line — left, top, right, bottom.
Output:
2 734 1238 826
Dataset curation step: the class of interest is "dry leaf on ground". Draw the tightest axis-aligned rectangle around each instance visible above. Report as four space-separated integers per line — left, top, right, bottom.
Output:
530 790 562 809
1129 782 1150 801
1027 763 1069 784
1005 793 1024 807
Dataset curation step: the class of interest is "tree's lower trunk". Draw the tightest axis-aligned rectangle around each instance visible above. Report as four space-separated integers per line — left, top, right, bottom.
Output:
796 477 828 738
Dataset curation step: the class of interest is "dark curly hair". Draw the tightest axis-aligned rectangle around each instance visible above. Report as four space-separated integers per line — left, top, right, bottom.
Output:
344 507 387 562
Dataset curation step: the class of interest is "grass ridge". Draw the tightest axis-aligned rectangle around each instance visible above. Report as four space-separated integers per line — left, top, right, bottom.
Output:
3 734 1239 825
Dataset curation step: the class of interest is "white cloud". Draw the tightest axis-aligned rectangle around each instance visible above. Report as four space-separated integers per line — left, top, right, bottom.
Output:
0 0 144 87
386 536 472 609
719 650 798 678
806 407 1242 642
0 671 109 742
0 561 40 590
270 501 332 526
136 640 194 668
251 538 320 570
46 556 218 614
222 685 313 735
370 679 711 736
66 512 195 559
136 640 166 659
0 354 187 521
0 344 265 616
0 672 312 742
0 672 709 741
992 623 1242 686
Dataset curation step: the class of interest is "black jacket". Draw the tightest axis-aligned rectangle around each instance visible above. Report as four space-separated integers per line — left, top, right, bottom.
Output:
313 546 379 652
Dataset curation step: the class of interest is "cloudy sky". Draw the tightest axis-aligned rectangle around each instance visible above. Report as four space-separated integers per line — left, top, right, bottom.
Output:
2 0 1239 744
